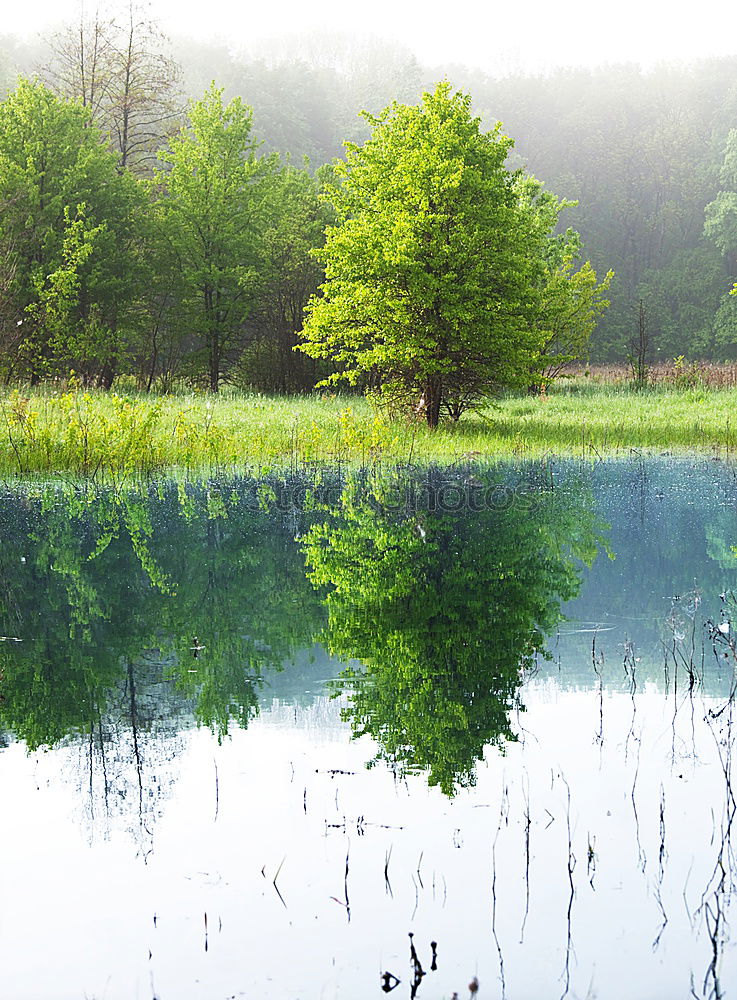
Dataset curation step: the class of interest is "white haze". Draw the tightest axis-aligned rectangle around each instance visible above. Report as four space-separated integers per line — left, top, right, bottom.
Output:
1 0 735 75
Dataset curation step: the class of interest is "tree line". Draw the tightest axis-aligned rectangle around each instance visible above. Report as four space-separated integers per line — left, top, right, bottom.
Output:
0 88 329 392
191 48 737 363
118 37 737 363
0 7 613 414
4 20 737 363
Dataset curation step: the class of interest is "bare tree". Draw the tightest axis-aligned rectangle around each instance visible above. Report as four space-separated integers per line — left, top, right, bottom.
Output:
628 298 650 388
42 6 116 119
106 2 183 171
42 1 182 173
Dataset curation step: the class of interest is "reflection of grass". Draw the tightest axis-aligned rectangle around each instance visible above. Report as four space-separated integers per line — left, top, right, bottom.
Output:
1 384 737 478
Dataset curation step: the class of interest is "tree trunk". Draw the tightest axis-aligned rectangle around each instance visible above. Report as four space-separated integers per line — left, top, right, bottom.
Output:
424 376 443 430
205 284 219 392
98 359 116 389
209 337 219 392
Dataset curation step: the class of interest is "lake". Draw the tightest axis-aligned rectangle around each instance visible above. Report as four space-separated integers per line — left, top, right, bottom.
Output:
1 458 736 999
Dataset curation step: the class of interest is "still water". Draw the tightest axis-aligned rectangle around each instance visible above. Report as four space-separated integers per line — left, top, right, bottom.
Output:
1 459 736 999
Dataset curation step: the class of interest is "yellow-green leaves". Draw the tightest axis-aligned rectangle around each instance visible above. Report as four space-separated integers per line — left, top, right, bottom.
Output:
299 83 557 427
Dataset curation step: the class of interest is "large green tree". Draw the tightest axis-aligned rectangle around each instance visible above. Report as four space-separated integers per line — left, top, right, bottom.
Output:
155 85 275 391
299 83 596 426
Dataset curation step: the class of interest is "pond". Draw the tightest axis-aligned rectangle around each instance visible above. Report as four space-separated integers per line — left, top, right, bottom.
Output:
1 458 737 999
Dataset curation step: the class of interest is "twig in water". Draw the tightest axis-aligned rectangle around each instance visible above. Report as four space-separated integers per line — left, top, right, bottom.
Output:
213 758 219 823
559 776 576 1000
384 846 393 898
652 785 668 951
408 932 425 999
520 776 532 944
272 856 287 909
411 873 419 921
631 741 647 873
416 851 424 890
592 631 604 746
344 846 351 923
587 834 597 891
491 785 507 999
623 640 639 759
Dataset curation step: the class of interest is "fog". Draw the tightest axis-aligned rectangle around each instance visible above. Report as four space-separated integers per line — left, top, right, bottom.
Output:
2 0 736 75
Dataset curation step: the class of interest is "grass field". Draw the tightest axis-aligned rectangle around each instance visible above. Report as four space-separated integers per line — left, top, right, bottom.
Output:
1 380 736 480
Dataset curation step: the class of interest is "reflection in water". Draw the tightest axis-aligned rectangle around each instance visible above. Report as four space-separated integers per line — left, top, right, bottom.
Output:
0 466 604 800
3 460 737 998
0 477 325 843
304 466 604 793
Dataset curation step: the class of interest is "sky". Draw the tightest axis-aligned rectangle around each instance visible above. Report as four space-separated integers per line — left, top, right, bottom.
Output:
2 0 736 75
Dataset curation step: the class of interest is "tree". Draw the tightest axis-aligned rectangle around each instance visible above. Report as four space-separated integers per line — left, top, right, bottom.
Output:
24 204 105 369
106 1 182 172
303 466 603 793
0 79 144 383
42 0 182 174
517 182 613 385
299 83 579 428
637 246 725 360
237 161 334 392
704 190 737 261
535 257 612 382
628 299 650 388
715 290 737 357
155 85 275 391
126 207 190 391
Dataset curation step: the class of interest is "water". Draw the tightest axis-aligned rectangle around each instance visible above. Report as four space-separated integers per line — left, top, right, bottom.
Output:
1 458 737 999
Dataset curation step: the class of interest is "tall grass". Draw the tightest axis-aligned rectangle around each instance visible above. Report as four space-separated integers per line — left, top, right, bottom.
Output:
1 383 736 480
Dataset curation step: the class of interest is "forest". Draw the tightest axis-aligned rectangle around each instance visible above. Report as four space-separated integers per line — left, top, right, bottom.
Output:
1 8 737 397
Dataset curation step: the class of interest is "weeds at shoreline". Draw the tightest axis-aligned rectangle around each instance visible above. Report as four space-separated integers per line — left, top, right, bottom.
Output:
1 383 737 480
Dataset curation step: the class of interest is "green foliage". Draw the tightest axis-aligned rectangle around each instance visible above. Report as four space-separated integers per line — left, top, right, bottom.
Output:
460 62 733 361
235 161 333 392
303 467 603 793
528 193 613 381
300 84 609 424
536 258 613 379
0 477 324 749
0 389 166 479
300 84 557 427
4 40 737 367
704 190 737 258
24 204 106 372
155 85 276 392
0 79 144 383
714 293 737 356
638 246 726 359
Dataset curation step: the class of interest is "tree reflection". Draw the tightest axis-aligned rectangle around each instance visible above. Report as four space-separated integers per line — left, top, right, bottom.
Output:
0 466 605 813
0 478 324 837
304 466 605 795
